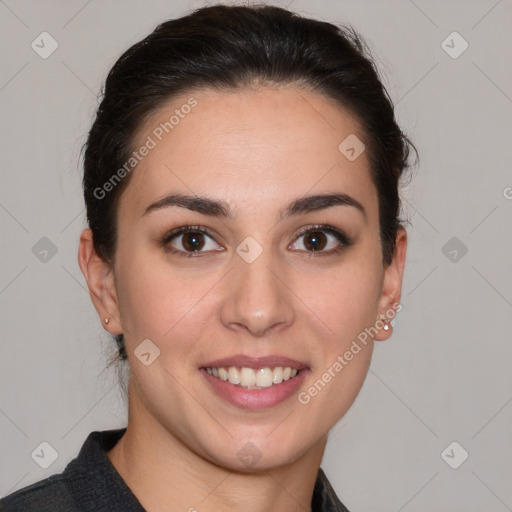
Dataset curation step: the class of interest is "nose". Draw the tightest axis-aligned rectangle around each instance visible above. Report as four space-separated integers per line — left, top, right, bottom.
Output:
220 247 295 337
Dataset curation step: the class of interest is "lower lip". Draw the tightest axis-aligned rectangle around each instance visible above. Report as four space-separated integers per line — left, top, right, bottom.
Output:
201 368 308 410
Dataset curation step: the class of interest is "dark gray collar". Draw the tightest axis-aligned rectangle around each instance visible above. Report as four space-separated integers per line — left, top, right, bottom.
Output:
66 428 351 511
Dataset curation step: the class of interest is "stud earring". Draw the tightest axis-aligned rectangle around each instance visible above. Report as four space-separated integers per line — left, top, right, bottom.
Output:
104 318 109 325
383 322 390 331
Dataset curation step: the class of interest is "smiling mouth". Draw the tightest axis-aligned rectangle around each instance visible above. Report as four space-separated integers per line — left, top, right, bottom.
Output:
203 366 301 389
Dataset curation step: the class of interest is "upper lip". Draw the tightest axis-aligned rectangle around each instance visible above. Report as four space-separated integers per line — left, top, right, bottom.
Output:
201 355 308 370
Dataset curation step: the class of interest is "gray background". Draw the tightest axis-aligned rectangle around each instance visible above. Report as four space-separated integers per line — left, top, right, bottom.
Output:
1 1 511 510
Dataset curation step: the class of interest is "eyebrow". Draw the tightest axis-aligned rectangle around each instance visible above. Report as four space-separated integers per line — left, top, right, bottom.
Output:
142 192 366 221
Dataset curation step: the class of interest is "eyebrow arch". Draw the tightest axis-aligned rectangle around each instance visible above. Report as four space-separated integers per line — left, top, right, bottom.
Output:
281 193 367 221
142 192 366 221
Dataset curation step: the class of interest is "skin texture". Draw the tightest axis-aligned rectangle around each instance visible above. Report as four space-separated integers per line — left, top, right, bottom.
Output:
78 85 407 512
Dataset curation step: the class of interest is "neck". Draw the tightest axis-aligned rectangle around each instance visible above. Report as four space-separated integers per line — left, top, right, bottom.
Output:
107 380 327 512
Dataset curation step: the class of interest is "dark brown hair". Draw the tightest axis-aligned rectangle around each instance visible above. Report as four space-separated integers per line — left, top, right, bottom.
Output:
82 4 417 364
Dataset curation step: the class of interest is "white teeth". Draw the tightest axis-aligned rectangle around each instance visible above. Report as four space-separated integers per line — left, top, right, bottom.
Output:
240 367 256 387
255 368 273 387
272 366 283 384
206 366 300 388
228 366 240 384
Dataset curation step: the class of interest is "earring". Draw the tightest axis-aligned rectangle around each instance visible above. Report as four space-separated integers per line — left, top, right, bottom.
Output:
383 322 390 331
104 318 109 325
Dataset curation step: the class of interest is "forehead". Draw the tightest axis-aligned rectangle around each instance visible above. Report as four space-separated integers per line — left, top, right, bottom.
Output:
120 86 378 223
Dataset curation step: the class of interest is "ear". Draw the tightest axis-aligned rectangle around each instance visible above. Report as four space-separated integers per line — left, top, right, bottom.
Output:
78 228 123 335
374 228 407 341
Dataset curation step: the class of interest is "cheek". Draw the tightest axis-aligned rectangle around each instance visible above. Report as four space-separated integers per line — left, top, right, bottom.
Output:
296 259 382 345
114 249 219 349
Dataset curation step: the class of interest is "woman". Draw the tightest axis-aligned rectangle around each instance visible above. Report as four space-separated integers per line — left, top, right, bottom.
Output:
1 4 413 511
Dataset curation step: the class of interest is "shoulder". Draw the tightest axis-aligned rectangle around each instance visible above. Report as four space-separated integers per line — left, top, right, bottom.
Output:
313 467 351 512
0 428 130 512
0 473 79 512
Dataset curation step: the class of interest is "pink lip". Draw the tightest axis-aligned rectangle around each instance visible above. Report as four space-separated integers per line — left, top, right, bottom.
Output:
200 354 308 370
200 367 309 410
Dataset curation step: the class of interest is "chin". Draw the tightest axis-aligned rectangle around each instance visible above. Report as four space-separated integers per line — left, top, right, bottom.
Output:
199 427 319 473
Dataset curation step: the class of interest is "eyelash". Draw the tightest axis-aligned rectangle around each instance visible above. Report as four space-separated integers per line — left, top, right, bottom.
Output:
160 223 352 258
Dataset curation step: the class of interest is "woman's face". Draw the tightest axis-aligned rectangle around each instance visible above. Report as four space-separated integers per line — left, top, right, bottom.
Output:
89 86 406 470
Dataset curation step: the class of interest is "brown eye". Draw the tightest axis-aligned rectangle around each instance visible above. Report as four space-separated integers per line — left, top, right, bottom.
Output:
181 232 206 251
163 226 224 256
303 231 327 251
289 225 351 255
